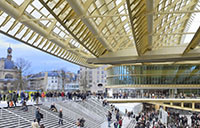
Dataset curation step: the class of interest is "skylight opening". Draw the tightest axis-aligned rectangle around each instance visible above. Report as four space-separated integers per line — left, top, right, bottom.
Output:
31 10 42 19
32 0 43 10
116 0 122 5
13 0 24 6
26 5 34 13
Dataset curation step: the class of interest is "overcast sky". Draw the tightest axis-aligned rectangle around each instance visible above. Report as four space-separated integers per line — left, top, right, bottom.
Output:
0 33 80 74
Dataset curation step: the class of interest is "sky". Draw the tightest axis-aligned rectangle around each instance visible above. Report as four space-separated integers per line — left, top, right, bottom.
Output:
0 33 80 74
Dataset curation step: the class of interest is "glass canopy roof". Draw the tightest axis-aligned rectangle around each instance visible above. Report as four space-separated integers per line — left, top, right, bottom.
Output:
0 0 199 67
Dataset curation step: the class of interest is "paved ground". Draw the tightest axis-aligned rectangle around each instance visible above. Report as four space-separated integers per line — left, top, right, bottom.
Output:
101 116 131 128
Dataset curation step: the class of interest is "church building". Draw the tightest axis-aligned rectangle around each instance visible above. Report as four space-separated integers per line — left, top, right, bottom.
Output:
0 47 19 91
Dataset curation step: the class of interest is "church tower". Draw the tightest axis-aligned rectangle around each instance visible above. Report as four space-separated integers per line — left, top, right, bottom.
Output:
7 47 12 60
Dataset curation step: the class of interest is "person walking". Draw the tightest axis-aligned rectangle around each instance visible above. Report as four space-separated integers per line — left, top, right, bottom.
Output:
20 91 25 103
12 91 18 107
58 109 63 125
35 107 42 125
41 92 45 102
107 111 112 127
6 92 12 108
35 91 40 104
32 119 39 128
118 117 123 128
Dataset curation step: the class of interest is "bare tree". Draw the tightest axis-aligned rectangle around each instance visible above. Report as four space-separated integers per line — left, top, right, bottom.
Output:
60 69 66 92
15 58 31 90
79 70 88 92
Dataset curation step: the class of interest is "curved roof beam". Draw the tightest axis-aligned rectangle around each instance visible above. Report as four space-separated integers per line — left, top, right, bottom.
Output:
0 0 94 68
66 0 114 52
183 27 200 54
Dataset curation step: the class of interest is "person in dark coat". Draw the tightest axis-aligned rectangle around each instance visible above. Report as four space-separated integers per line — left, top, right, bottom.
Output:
12 92 18 107
58 109 63 125
35 107 42 124
20 91 25 103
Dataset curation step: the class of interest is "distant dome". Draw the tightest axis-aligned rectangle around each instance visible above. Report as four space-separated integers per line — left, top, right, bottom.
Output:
7 47 12 53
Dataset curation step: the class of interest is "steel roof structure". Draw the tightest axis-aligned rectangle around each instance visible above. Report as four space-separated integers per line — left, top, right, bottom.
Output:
0 0 200 67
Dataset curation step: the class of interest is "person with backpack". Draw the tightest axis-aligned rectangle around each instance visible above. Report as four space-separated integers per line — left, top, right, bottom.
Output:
35 107 43 125
58 109 63 125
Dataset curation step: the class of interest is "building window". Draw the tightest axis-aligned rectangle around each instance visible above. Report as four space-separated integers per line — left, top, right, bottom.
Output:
97 71 99 74
101 71 104 74
5 74 13 79
55 81 57 83
52 81 54 83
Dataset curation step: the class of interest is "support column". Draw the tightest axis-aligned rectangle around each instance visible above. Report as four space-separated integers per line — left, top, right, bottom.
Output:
181 102 184 108
192 102 195 110
155 104 160 111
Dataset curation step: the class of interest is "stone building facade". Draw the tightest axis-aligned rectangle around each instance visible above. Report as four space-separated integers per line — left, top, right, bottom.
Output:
0 47 19 91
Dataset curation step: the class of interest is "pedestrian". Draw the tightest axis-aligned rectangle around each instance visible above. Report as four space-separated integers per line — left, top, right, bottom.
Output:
6 92 12 108
118 117 123 128
31 92 34 102
35 91 40 104
31 119 39 128
20 100 28 111
116 110 120 121
58 109 63 125
20 91 25 104
107 111 112 127
41 92 45 102
40 124 45 128
80 118 85 127
114 121 118 128
12 91 18 107
76 118 81 128
35 107 43 125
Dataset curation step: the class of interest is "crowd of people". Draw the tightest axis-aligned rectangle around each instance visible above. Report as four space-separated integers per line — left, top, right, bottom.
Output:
0 90 92 108
106 104 123 128
167 111 189 128
134 109 166 128
111 91 199 99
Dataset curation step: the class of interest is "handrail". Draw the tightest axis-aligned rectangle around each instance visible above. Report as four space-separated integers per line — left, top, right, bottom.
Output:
32 104 75 127
54 103 100 128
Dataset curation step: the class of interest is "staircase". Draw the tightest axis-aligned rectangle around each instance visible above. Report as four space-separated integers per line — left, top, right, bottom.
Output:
6 106 76 128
